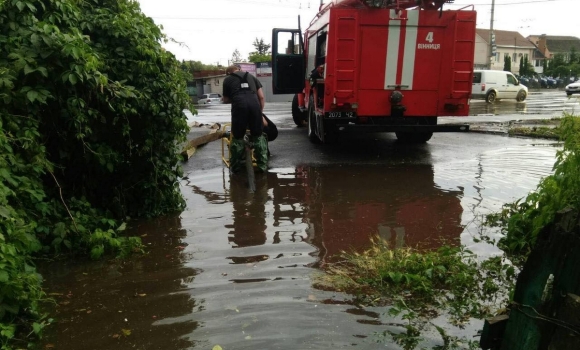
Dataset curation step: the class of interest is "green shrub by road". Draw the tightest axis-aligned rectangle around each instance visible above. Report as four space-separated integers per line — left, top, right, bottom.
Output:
1 0 191 347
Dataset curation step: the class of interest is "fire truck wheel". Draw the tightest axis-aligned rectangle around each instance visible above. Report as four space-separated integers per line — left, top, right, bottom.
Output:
414 132 433 143
322 121 339 144
292 94 307 127
395 132 432 143
486 91 497 103
516 90 527 102
308 102 321 144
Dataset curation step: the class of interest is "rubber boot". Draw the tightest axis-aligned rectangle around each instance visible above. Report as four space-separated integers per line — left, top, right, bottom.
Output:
229 137 245 174
251 134 268 172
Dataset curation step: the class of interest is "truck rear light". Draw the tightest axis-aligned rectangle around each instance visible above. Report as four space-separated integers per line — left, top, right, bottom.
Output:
481 83 485 92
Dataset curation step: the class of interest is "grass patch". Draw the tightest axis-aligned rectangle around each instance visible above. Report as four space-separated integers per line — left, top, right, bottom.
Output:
508 126 561 139
316 238 515 349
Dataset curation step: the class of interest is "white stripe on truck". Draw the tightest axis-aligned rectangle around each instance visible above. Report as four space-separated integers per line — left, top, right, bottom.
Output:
384 9 400 89
384 10 419 90
401 10 418 90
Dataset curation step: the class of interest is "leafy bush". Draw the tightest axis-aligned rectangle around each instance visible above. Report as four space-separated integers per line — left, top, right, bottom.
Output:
316 238 515 349
1 0 191 347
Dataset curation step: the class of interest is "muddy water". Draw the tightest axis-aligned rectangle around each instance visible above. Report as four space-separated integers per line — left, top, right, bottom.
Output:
41 142 559 349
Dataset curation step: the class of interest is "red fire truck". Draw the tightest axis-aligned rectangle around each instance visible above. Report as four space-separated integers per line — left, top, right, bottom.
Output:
271 0 476 143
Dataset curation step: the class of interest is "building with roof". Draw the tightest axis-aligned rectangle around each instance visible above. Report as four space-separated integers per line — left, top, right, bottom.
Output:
527 35 580 62
475 29 537 74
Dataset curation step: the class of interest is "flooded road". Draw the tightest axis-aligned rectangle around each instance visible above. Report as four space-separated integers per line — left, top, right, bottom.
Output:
41 100 562 349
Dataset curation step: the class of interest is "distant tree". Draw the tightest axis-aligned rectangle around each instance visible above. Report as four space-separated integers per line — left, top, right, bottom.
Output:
519 56 534 76
231 49 243 63
569 47 578 64
179 60 220 81
252 38 271 55
546 53 566 76
553 65 571 78
543 59 548 73
551 53 566 68
248 38 272 63
248 53 271 63
570 63 580 79
504 54 511 72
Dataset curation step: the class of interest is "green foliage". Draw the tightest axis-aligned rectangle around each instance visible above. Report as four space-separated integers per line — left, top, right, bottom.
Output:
544 53 580 78
503 55 512 72
518 56 534 77
251 38 271 55
488 115 580 257
570 47 579 64
316 238 515 348
248 38 271 63
508 126 560 139
248 53 271 63
1 0 190 347
180 60 221 82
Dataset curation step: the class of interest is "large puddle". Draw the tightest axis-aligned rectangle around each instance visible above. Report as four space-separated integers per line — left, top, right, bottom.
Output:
41 142 558 349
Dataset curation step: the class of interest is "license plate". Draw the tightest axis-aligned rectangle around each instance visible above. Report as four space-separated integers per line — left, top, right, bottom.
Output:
327 111 355 118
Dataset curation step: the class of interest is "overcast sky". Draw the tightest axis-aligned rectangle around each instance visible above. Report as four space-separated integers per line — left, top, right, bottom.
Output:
136 0 578 66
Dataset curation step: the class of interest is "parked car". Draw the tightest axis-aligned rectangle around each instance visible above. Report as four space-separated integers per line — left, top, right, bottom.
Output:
471 70 528 103
547 77 558 88
528 77 540 89
566 79 580 96
197 93 223 105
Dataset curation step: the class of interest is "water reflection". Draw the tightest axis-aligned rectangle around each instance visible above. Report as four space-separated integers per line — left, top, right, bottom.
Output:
298 165 464 265
226 174 269 247
216 164 464 265
41 215 199 350
180 165 465 348
470 100 528 115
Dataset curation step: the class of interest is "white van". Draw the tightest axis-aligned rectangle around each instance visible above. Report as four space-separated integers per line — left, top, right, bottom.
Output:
471 70 528 103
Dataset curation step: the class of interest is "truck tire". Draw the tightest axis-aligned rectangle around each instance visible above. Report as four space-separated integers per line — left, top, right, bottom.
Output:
486 91 497 103
395 132 433 143
413 132 433 143
292 94 307 127
308 101 321 144
516 90 527 102
322 120 339 144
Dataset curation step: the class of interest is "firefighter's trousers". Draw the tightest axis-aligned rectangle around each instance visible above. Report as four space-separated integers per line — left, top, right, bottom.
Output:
229 135 268 173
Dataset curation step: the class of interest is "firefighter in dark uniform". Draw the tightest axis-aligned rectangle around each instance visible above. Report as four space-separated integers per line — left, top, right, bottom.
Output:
222 65 268 173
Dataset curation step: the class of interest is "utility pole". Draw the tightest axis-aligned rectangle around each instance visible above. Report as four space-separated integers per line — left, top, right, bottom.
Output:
488 0 496 69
